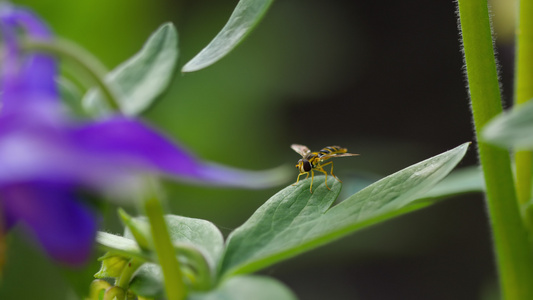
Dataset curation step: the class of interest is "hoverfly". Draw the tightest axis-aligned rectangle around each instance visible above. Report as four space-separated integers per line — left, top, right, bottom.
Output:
291 144 358 193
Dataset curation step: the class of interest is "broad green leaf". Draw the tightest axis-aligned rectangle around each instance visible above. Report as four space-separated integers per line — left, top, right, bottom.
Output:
483 99 533 149
181 0 274 72
83 23 178 116
188 275 297 300
165 215 224 273
122 215 224 276
220 143 469 277
97 215 223 290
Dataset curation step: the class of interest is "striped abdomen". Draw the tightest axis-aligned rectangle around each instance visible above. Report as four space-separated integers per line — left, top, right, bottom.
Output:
317 146 347 158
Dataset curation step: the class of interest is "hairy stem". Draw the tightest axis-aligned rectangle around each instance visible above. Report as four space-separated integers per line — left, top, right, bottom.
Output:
456 0 533 298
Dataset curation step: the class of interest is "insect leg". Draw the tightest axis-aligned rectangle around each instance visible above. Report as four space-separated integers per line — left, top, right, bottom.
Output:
322 161 342 183
310 170 315 193
314 165 331 190
292 172 308 186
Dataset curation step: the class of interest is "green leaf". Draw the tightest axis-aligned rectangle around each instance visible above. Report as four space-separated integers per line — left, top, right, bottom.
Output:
97 215 224 291
83 22 178 116
220 143 470 278
420 166 484 200
181 0 274 72
119 209 152 251
164 215 224 272
483 99 533 149
188 275 297 300
96 231 148 261
129 263 165 299
123 215 224 276
94 254 130 279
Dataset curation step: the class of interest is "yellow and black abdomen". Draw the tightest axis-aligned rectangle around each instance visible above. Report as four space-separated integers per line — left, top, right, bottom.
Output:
317 146 347 158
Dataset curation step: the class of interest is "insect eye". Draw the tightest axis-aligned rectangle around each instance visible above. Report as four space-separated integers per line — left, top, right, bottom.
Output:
302 160 312 172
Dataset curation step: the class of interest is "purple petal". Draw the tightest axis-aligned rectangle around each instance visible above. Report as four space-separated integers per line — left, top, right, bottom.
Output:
1 180 97 265
0 95 132 189
71 116 289 188
71 117 215 181
6 8 53 40
0 4 58 113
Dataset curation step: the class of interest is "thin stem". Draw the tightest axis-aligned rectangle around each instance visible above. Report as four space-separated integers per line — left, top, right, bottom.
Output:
515 0 533 217
456 0 533 299
143 181 186 300
22 38 122 112
115 258 143 290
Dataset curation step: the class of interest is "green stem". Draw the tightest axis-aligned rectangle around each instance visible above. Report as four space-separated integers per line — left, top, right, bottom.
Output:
115 258 143 289
22 38 122 112
143 182 187 300
515 0 533 218
515 152 532 206
456 0 533 299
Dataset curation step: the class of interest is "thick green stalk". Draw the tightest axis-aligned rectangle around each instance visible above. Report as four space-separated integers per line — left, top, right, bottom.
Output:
143 184 186 300
22 38 122 112
456 0 533 299
514 0 533 212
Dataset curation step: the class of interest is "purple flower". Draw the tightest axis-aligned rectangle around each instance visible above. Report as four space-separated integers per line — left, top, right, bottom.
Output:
0 5 286 265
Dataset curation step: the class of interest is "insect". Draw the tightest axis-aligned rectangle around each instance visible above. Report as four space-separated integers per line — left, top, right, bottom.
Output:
291 144 358 193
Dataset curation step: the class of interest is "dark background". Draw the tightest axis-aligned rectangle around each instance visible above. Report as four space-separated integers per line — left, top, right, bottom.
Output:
1 0 514 299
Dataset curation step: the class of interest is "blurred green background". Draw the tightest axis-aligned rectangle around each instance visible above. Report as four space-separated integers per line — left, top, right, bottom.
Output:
0 0 514 299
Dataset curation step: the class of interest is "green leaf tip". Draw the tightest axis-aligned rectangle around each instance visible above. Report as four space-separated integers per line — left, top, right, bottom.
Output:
119 208 152 251
482 99 533 149
181 0 274 72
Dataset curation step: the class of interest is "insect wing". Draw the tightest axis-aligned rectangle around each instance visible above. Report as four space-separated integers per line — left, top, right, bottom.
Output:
291 144 311 157
319 152 359 161
332 153 359 157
